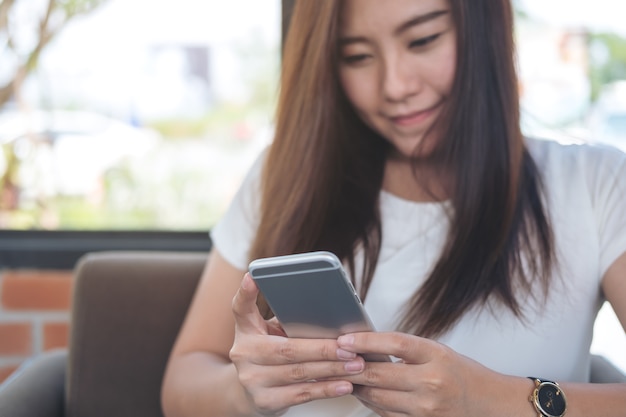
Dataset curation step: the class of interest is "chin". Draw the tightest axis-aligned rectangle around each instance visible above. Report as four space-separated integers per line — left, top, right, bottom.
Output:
391 129 442 161
388 139 431 161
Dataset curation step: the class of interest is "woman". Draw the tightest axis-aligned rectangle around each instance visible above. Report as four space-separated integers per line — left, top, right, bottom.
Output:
161 0 626 416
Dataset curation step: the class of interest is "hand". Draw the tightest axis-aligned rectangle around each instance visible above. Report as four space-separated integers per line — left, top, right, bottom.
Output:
337 332 511 417
229 273 366 416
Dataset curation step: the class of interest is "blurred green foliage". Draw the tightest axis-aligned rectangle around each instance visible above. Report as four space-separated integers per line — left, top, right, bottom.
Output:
0 0 109 107
588 33 626 101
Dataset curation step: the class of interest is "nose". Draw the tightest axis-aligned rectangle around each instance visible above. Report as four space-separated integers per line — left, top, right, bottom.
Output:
382 54 422 103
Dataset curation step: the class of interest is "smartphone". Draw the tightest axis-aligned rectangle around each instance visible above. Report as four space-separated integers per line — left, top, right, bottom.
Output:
248 251 390 362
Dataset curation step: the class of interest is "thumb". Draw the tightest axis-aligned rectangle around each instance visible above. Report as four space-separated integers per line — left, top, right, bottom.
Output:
232 273 267 334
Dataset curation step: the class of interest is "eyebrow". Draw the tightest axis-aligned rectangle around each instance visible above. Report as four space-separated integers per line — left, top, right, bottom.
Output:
394 10 449 36
339 9 449 46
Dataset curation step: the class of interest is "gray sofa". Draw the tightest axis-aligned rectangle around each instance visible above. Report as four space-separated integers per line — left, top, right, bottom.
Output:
0 251 206 417
0 250 624 417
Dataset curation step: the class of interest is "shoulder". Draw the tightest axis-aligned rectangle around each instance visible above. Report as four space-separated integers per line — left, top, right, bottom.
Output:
241 146 270 185
209 147 269 270
224 146 269 203
525 137 626 184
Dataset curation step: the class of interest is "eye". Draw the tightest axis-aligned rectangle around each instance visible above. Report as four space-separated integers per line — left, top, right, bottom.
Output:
409 33 441 49
342 54 371 66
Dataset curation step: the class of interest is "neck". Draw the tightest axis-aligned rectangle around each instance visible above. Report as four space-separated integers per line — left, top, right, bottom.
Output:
382 155 452 203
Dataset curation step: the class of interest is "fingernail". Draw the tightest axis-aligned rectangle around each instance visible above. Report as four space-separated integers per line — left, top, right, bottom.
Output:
338 334 354 346
336 348 356 360
344 360 364 373
335 383 352 395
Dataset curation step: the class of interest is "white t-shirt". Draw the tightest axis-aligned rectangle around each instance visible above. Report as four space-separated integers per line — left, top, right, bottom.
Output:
210 137 626 417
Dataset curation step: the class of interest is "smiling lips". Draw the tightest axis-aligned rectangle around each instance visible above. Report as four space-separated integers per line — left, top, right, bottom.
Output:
389 103 441 127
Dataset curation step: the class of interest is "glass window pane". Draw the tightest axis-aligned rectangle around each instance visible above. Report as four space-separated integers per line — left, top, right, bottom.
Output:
515 0 626 151
0 0 280 230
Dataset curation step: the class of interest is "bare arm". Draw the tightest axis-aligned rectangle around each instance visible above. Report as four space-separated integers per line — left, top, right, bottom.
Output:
161 249 254 417
602 251 626 350
542 251 626 417
553 251 626 412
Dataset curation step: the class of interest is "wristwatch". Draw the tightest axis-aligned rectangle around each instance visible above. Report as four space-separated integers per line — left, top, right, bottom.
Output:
527 377 567 417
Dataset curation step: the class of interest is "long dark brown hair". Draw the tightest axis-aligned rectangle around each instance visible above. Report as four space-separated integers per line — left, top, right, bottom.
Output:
249 0 554 338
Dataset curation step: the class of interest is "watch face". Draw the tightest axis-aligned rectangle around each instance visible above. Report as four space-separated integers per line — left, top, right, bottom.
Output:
537 382 566 416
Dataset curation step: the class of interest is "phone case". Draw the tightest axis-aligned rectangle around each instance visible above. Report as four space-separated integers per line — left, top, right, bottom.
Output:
249 251 375 338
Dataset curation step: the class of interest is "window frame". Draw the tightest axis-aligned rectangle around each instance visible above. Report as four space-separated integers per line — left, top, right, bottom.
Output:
0 230 212 269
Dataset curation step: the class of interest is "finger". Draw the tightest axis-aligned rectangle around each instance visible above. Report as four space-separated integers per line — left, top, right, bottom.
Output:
260 357 365 386
232 273 266 334
251 380 354 413
341 361 412 390
338 332 439 364
352 385 407 415
257 337 358 366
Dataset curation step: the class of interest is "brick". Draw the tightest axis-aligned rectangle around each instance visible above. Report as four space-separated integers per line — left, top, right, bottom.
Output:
0 323 32 355
1 271 73 310
0 365 19 384
43 322 70 351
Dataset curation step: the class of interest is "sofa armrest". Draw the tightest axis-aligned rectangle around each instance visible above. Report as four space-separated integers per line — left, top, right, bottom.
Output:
66 251 207 417
590 354 626 383
0 349 67 417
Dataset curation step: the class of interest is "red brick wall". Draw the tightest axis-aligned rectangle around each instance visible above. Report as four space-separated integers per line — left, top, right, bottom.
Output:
0 269 73 384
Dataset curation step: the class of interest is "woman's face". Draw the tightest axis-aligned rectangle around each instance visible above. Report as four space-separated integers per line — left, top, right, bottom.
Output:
338 0 456 160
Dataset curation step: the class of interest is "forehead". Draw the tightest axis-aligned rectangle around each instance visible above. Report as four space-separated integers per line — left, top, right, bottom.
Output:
340 0 451 33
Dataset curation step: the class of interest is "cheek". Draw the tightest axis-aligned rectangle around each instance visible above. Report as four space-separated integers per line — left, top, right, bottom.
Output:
418 35 457 96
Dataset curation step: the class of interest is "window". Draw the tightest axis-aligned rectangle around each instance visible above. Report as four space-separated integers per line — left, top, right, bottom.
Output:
0 0 282 231
0 0 290 268
516 0 626 151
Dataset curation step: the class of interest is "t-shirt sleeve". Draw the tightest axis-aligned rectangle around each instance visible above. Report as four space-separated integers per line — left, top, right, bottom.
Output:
592 146 626 278
209 150 266 271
